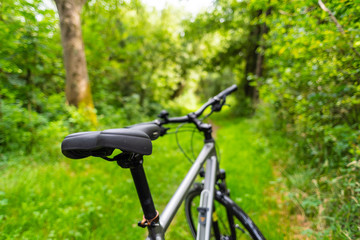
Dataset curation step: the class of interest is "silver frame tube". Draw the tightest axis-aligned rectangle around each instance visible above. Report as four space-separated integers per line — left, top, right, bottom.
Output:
146 142 216 240
196 155 217 240
159 142 215 231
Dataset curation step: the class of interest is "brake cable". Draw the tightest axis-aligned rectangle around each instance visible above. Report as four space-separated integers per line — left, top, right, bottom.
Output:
175 123 195 164
162 96 228 164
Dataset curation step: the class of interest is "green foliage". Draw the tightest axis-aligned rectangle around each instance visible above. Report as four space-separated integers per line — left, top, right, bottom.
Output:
0 96 98 163
254 0 360 238
197 67 235 99
81 0 191 114
0 100 46 155
0 0 64 104
0 0 67 160
182 0 273 115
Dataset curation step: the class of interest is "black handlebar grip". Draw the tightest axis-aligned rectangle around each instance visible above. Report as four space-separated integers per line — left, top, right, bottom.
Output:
215 84 238 99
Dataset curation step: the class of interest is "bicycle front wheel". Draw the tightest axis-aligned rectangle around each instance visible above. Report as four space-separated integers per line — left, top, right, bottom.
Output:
184 185 266 240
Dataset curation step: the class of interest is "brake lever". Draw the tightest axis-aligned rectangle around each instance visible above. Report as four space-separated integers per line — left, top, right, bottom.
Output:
211 96 226 112
159 126 170 136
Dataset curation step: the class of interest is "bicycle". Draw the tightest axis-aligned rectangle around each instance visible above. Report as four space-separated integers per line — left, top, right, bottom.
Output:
61 85 266 240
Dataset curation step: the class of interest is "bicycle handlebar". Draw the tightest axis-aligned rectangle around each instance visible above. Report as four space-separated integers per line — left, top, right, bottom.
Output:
160 84 238 125
215 84 238 99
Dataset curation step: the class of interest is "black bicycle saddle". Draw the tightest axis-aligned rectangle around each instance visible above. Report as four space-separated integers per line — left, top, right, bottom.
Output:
61 123 161 159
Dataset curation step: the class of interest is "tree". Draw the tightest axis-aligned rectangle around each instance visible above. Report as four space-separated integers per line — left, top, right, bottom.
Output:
54 0 96 124
243 7 271 102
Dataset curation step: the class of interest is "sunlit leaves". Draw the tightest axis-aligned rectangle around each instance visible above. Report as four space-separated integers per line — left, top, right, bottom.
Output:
80 0 191 115
0 0 64 102
255 0 360 237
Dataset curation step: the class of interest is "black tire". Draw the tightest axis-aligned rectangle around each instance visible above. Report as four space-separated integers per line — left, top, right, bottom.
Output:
184 185 266 240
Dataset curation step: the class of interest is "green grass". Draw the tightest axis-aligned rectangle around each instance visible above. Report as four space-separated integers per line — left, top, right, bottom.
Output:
0 117 292 239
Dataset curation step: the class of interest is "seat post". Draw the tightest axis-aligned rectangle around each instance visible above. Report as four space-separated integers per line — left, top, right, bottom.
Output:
130 162 157 220
117 153 157 222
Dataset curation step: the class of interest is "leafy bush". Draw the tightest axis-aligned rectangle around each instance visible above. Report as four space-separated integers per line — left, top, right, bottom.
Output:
256 0 360 238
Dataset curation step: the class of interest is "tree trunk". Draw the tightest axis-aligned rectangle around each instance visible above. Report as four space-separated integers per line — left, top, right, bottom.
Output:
243 10 262 102
244 8 271 103
54 0 96 124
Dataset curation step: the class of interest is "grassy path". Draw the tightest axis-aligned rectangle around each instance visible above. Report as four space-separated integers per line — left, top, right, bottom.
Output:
213 118 292 240
0 117 293 239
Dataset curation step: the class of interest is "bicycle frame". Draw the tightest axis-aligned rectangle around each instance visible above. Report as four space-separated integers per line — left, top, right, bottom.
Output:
143 141 218 240
60 85 253 239
59 85 249 239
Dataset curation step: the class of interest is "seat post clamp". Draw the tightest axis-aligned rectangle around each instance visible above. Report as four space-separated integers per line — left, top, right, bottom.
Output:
138 210 160 228
116 153 143 169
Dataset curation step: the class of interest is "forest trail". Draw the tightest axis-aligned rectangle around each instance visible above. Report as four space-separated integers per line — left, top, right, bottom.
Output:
214 117 310 239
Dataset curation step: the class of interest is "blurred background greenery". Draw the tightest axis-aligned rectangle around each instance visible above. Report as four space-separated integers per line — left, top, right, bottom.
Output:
0 0 359 239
